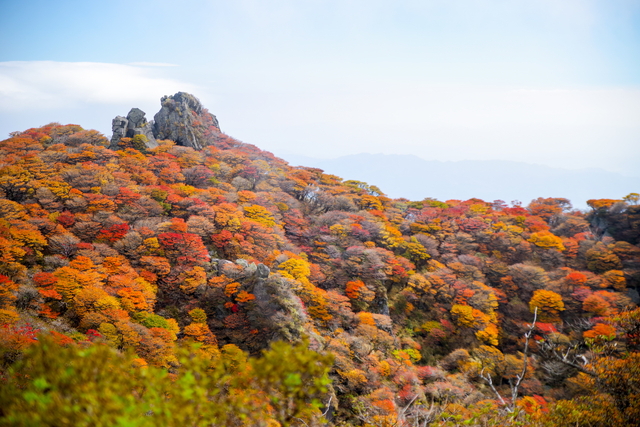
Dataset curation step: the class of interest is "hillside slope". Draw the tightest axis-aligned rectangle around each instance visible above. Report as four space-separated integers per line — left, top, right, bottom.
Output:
1 93 639 426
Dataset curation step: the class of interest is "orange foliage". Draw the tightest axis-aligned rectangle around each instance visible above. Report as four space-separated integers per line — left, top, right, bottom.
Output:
583 323 616 340
235 290 256 303
345 280 375 302
358 312 376 326
565 271 588 287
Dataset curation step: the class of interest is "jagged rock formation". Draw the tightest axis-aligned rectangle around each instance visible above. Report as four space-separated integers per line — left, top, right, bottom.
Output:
110 92 220 150
153 92 220 150
109 108 158 150
110 116 128 146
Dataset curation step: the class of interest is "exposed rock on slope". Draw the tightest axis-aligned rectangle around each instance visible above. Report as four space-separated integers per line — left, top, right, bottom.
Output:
110 92 220 150
109 108 158 150
153 92 220 150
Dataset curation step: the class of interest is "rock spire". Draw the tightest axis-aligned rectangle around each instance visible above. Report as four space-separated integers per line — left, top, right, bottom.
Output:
109 92 220 150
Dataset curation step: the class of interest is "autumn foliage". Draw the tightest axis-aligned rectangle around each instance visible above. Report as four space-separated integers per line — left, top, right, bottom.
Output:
0 121 638 425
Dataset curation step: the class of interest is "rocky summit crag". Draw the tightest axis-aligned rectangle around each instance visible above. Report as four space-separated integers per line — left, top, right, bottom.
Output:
110 92 220 150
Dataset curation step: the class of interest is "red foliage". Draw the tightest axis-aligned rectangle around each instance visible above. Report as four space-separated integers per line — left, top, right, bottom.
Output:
157 231 209 266
56 211 76 228
97 223 130 243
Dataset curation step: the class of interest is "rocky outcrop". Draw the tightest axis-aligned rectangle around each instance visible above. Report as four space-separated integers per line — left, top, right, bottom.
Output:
110 116 128 147
110 92 220 151
153 92 220 150
109 108 158 150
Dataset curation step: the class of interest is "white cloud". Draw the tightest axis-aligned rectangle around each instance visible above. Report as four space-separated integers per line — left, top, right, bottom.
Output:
0 61 197 111
128 62 179 67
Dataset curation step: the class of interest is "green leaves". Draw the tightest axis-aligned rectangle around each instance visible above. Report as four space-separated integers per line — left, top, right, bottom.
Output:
0 335 333 427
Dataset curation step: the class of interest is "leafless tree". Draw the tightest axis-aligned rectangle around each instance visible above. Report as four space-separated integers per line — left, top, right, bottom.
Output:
480 308 538 412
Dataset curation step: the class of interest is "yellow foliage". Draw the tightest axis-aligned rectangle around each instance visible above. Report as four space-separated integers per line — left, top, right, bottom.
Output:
451 304 487 329
143 237 161 253
475 323 499 346
243 204 277 228
165 318 180 335
53 267 85 302
492 221 507 231
329 224 347 237
380 225 402 249
473 345 504 374
277 258 311 283
338 368 368 387
179 266 206 294
378 360 391 377
0 308 20 325
94 296 121 314
602 270 626 291
172 184 197 197
45 180 72 198
98 322 121 347
530 289 565 322
528 231 566 251
189 308 207 323
116 321 140 348
469 203 488 215
402 238 431 263
407 273 434 295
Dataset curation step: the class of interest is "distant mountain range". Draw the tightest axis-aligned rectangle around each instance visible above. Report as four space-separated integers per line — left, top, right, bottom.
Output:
281 153 639 209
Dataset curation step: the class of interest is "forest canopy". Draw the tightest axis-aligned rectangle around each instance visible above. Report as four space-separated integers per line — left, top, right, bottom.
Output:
0 119 638 426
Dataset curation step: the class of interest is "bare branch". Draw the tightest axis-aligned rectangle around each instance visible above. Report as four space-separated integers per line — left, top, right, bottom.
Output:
510 307 537 404
480 367 507 407
478 308 537 413
397 393 419 420
539 339 597 377
321 396 333 417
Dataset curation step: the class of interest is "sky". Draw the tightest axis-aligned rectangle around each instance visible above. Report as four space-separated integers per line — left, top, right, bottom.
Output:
1 0 639 178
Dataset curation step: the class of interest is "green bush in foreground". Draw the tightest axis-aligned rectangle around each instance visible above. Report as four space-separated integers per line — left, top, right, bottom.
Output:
0 336 333 427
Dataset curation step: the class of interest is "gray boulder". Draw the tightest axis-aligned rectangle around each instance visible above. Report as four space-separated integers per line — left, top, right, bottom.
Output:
153 92 220 150
109 108 158 150
256 263 270 279
110 115 128 148
126 108 158 148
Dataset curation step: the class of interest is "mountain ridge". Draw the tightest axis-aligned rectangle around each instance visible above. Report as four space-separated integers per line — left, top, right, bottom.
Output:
282 152 639 208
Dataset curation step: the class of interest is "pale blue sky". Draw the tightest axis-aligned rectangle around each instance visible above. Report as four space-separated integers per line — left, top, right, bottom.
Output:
1 0 639 176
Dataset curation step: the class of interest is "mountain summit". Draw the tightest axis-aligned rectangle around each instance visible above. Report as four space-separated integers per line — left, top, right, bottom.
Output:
110 92 221 151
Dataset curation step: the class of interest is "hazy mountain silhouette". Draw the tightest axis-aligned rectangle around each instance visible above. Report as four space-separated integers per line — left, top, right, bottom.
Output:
282 153 638 208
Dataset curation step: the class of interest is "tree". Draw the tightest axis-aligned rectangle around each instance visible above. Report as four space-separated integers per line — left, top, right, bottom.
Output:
586 243 623 272
527 197 571 225
47 233 80 258
528 231 566 251
157 232 209 267
479 309 538 413
529 290 565 323
538 309 640 426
